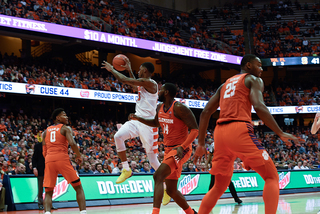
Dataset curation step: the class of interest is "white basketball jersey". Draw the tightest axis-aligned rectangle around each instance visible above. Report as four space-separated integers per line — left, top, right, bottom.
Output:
135 79 158 119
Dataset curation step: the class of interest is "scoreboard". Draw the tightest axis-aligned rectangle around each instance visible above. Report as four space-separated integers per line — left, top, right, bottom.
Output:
261 56 320 66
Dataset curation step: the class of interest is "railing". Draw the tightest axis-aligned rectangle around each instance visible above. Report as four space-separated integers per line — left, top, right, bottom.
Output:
31 43 52 58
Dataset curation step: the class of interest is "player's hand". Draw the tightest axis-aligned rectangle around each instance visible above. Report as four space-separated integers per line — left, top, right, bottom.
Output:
315 112 320 121
279 132 299 145
101 61 114 72
172 146 184 159
33 168 38 177
75 155 83 165
121 57 132 71
192 145 207 165
128 113 139 121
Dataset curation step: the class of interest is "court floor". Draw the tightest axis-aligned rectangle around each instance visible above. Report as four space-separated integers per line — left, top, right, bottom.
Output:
5 192 320 214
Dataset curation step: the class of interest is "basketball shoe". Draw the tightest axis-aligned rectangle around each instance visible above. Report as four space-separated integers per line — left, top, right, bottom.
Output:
116 168 133 184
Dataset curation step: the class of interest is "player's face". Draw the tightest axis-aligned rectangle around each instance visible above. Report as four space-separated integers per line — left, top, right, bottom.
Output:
138 65 145 78
251 58 263 77
57 111 69 124
158 85 166 102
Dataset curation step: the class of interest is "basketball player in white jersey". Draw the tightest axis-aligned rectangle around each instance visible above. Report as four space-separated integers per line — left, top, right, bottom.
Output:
102 59 171 205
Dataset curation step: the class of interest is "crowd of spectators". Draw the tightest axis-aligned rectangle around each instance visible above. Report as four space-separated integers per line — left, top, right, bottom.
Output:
1 52 320 106
251 0 320 58
0 108 319 179
0 0 243 56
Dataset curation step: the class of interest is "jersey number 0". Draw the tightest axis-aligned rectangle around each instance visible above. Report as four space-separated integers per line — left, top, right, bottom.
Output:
50 131 56 142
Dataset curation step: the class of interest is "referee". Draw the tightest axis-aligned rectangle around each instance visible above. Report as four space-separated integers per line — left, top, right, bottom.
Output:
206 141 242 204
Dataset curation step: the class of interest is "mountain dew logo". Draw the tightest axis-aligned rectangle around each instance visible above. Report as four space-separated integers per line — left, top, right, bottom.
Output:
42 178 70 201
279 172 291 190
178 174 200 195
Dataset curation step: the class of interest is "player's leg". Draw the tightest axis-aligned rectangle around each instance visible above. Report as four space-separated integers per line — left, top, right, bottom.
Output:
114 121 139 183
114 121 138 163
44 189 53 214
165 177 196 214
59 161 86 212
199 124 236 214
198 174 232 214
43 162 58 214
72 184 86 212
152 163 171 214
250 158 279 214
230 122 278 213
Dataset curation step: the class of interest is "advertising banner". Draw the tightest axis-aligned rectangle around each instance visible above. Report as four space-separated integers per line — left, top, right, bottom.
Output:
9 170 320 204
0 14 241 65
1 81 319 114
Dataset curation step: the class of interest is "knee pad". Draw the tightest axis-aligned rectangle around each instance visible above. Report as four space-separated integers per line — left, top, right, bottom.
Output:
147 153 160 170
45 187 54 192
114 132 127 152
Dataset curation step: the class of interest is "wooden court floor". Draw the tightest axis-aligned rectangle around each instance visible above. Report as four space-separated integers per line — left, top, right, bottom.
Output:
4 192 320 214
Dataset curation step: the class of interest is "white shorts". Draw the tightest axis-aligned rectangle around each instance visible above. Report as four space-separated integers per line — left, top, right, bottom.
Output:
117 120 158 153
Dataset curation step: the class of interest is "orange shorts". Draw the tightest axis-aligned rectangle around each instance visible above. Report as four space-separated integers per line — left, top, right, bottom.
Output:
44 160 80 188
211 122 271 177
162 146 192 180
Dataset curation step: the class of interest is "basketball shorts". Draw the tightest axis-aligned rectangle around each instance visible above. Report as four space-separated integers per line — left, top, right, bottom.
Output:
44 160 80 188
162 146 192 180
118 120 158 153
211 121 271 177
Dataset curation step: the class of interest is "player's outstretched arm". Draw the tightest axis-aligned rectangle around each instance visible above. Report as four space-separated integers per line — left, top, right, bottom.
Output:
173 102 199 158
64 126 82 165
193 85 222 164
128 105 161 127
101 61 156 93
249 76 298 144
121 58 139 91
311 113 320 134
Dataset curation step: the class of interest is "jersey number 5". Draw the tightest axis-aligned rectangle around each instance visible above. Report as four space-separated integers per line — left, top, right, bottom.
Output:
223 80 238 99
50 131 56 142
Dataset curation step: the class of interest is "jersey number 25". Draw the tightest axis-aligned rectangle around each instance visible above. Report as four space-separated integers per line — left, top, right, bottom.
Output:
223 80 238 99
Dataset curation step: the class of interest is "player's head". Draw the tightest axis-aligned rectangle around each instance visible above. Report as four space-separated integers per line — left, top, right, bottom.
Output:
158 83 177 102
240 54 263 77
138 62 154 78
51 108 68 124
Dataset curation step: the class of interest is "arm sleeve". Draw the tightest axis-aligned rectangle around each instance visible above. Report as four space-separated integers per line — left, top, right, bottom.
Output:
181 129 199 150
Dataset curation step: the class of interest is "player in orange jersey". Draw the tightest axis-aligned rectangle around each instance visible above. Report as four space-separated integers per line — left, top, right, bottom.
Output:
42 108 86 214
130 83 198 214
193 54 298 214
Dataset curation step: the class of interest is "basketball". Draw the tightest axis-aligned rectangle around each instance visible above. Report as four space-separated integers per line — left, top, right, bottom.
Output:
112 54 128 71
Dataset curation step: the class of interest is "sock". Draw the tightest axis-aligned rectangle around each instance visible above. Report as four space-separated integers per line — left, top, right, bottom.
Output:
122 161 130 170
152 207 160 214
184 206 194 214
80 210 87 214
44 212 51 214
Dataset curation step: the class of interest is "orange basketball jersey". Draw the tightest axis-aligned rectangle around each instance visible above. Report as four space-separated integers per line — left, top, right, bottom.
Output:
158 101 188 148
218 73 252 124
44 124 69 163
